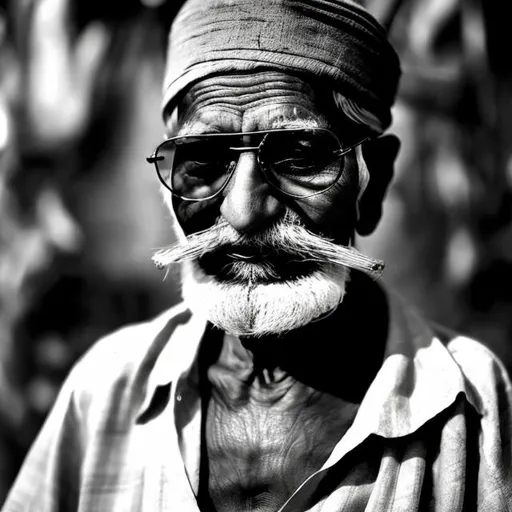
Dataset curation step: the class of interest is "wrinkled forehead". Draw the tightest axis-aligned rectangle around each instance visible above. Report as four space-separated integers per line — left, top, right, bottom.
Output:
162 0 401 129
173 71 329 132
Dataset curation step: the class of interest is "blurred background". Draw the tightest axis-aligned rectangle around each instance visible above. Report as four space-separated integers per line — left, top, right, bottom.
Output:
0 0 511 503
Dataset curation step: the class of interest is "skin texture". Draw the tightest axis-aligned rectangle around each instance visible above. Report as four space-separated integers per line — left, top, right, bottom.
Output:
171 72 360 241
167 71 396 512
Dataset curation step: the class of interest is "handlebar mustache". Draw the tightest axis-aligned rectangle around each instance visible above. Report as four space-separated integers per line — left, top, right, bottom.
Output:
152 218 384 280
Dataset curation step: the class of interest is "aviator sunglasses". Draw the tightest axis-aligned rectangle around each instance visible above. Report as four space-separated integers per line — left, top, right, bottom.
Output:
146 127 369 202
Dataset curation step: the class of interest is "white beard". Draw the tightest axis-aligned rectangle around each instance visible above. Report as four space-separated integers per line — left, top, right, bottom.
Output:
181 260 349 337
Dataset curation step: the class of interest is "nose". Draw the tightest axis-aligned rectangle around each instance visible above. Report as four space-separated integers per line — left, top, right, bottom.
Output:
220 151 282 234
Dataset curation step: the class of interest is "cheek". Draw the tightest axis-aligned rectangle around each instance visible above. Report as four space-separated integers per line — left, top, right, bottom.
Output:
172 195 223 235
294 160 359 241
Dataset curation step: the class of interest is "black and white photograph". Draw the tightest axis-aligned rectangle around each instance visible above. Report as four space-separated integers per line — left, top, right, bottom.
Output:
0 0 511 510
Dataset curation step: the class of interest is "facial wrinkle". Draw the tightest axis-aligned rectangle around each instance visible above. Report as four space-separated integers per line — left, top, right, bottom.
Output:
179 71 325 131
182 71 317 108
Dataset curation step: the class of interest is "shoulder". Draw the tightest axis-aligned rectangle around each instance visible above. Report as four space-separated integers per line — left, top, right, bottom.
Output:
72 302 191 379
433 323 512 419
75 302 191 372
435 323 511 387
63 302 193 421
436 332 512 506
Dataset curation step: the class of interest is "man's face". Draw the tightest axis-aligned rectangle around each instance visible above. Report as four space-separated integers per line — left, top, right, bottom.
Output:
163 70 365 336
170 71 360 242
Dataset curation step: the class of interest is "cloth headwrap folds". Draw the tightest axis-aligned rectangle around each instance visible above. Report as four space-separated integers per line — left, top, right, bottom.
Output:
163 0 401 129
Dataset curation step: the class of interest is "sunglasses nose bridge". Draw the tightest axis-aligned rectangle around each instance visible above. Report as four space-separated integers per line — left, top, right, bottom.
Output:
224 143 267 179
224 146 264 180
227 145 261 153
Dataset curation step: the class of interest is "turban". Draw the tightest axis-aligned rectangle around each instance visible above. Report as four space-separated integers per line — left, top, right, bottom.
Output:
163 0 401 128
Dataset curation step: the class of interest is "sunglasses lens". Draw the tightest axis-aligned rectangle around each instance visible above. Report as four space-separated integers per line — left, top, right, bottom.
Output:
153 129 349 200
157 139 235 200
261 129 343 196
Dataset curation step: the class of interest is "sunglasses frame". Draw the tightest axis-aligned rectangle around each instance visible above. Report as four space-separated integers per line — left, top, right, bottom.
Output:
146 127 370 202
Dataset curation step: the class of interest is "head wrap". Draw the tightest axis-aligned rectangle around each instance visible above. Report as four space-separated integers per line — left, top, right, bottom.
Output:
163 0 401 128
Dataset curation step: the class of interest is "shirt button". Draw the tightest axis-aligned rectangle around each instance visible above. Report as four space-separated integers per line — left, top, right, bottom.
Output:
176 394 182 402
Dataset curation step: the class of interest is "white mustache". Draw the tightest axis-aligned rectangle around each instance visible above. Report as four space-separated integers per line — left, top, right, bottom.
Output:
152 219 384 279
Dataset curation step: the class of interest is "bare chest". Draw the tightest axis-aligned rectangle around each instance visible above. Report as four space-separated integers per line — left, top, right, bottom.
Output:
198 393 358 512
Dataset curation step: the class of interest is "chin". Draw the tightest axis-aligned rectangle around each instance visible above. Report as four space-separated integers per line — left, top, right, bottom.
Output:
180 260 349 337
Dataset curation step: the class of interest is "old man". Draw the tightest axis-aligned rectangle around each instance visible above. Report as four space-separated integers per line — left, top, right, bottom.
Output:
3 0 512 511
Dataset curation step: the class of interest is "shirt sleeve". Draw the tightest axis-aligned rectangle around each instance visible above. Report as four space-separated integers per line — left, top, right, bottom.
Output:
449 337 512 510
1 365 85 512
1 307 187 512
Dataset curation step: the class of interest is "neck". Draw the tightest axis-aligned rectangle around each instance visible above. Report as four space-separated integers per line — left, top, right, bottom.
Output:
199 273 389 404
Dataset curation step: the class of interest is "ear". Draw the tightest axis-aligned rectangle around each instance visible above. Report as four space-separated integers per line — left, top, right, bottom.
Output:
355 134 400 236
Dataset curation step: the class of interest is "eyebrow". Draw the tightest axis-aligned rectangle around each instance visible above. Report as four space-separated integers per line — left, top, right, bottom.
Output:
171 119 324 138
174 121 223 137
167 112 331 139
270 118 322 130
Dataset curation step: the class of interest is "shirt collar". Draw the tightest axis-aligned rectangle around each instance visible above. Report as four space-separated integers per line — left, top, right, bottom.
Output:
136 287 481 432
351 287 481 440
136 304 208 422
278 288 482 512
